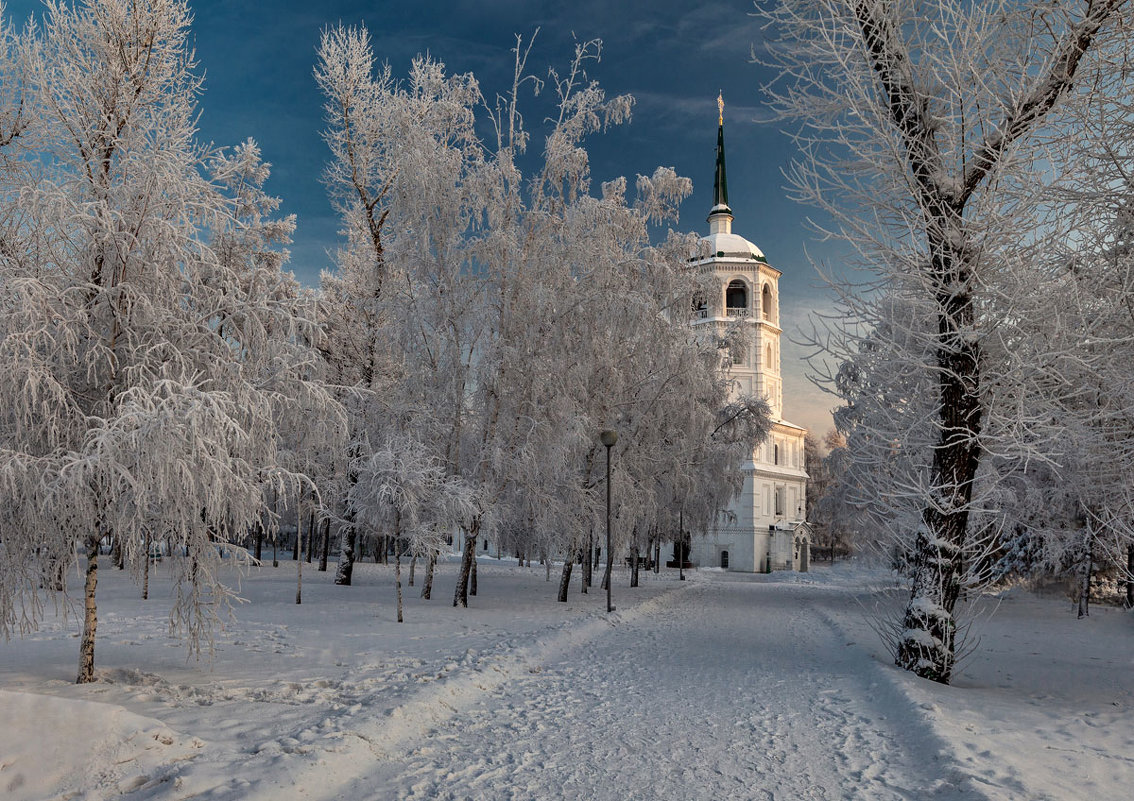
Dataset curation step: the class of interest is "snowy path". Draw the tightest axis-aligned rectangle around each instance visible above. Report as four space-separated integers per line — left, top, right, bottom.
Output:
350 577 968 801
12 562 1123 800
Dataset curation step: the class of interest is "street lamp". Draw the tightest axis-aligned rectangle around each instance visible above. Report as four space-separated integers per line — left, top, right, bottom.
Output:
600 429 618 613
678 507 685 581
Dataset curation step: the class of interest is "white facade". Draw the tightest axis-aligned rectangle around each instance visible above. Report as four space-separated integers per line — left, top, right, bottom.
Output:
687 110 810 573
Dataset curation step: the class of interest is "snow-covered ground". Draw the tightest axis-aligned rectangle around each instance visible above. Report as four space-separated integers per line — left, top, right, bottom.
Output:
1 556 1131 800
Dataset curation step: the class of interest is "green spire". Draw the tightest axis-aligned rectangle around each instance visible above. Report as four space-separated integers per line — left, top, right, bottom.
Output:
713 92 729 210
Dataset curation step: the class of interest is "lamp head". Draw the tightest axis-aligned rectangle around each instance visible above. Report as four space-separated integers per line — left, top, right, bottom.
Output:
599 429 618 448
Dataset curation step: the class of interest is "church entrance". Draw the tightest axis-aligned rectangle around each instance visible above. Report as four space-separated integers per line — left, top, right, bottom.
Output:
720 550 729 569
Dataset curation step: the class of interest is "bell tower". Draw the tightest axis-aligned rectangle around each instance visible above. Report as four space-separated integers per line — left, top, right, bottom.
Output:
691 93 784 419
687 94 809 573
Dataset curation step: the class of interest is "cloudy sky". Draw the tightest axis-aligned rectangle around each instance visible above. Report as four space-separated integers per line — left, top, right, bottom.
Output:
5 0 848 438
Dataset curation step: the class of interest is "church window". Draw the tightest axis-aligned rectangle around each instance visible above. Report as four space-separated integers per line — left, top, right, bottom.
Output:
732 343 745 365
726 280 748 315
773 443 779 465
720 550 729 569
762 284 773 320
775 487 785 516
692 292 707 319
766 344 772 369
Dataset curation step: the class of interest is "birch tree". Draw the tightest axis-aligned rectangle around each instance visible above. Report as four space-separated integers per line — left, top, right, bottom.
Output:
0 0 338 682
349 433 475 621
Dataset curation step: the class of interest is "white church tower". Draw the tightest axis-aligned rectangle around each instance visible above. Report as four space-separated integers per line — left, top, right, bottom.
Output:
687 96 810 573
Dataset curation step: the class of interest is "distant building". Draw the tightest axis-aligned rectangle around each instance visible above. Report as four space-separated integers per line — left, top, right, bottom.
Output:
687 96 810 573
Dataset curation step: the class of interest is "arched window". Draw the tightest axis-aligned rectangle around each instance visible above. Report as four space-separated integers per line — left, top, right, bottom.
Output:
762 284 773 319
726 280 748 315
773 443 779 465
720 550 730 569
766 344 773 369
732 343 745 366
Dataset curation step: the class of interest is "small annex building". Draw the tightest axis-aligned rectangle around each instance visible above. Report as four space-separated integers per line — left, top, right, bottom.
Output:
686 97 810 574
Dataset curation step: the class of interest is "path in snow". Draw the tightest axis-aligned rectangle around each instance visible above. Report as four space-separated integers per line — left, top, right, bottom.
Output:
350 577 976 801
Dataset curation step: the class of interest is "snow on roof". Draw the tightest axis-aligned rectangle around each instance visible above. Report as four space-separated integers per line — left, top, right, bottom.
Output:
703 231 766 260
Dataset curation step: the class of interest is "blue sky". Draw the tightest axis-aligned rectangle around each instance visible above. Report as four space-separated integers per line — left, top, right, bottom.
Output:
5 0 845 437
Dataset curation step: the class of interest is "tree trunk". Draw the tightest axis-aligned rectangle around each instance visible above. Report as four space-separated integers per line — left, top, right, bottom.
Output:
422 550 436 599
77 535 100 684
895 264 981 685
319 518 330 573
453 521 479 607
1126 544 1134 609
335 523 357 586
409 554 416 587
306 509 315 563
296 502 304 605
631 544 639 588
583 531 593 588
254 523 263 562
394 526 404 623
272 535 278 568
1077 529 1093 619
557 546 575 602
142 530 150 601
470 554 478 596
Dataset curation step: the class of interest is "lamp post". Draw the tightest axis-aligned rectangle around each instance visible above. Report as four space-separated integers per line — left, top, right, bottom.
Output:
678 507 685 581
600 429 618 613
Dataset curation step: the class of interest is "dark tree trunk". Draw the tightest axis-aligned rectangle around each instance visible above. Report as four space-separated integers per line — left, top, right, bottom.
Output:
1126 544 1134 608
142 530 150 601
1077 528 1093 619
583 531 593 588
254 523 263 562
306 509 315 563
453 522 479 607
394 518 404 623
422 550 437 599
318 518 330 572
470 554 478 596
631 544 640 588
895 247 982 685
409 554 416 587
557 546 575 602
296 502 305 605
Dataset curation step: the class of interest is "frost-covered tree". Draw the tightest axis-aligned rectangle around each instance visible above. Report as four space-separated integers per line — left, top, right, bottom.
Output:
315 28 771 612
316 27 490 590
762 0 1133 682
0 0 338 682
348 433 475 621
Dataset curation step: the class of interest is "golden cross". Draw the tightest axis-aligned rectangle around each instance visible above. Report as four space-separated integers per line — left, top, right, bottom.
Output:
718 92 724 126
